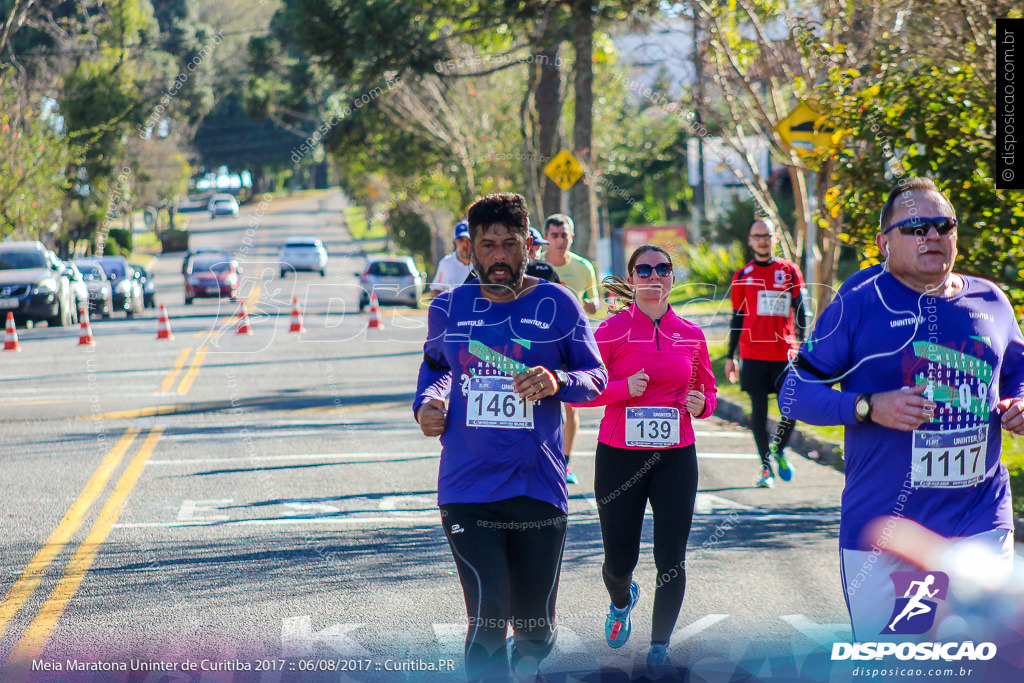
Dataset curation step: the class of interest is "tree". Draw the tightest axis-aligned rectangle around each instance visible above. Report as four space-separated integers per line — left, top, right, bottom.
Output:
818 0 1024 309
0 71 80 237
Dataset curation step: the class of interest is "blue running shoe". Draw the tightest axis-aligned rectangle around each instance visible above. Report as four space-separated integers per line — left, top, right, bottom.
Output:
566 466 578 485
756 467 775 489
605 580 640 648
647 644 674 679
773 444 793 482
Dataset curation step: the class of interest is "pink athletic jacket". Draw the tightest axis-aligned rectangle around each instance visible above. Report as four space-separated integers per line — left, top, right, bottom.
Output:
574 303 717 449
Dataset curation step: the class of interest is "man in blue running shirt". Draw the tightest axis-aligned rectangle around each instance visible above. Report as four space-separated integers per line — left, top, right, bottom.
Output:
415 193 606 682
781 177 1024 639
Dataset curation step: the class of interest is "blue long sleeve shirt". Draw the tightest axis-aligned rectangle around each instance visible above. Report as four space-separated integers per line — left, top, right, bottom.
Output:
780 272 1024 550
414 280 607 512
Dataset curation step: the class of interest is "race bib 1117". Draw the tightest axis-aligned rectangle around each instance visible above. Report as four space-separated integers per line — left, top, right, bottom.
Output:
911 425 987 488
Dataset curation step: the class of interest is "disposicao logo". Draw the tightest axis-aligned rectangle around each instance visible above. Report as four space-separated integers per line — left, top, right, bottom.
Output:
883 571 948 635
831 570 997 663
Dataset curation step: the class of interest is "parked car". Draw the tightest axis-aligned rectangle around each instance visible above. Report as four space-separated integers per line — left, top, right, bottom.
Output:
208 193 239 218
184 253 241 304
0 241 74 327
129 263 157 308
63 261 90 320
357 256 424 311
280 237 328 277
94 256 143 317
74 260 113 318
181 246 232 274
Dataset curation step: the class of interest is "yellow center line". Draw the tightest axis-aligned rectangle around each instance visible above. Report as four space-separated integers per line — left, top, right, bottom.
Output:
176 346 208 394
158 347 193 394
7 428 163 665
247 284 262 313
0 429 140 641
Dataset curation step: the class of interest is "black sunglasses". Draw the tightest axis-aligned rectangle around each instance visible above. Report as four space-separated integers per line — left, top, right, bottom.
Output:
633 263 673 278
883 216 957 236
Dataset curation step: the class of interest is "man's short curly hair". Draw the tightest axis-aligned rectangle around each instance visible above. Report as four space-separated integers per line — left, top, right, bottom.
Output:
467 193 530 240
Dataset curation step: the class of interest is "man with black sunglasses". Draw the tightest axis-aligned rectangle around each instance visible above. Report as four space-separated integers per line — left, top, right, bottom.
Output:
781 177 1024 640
726 218 810 488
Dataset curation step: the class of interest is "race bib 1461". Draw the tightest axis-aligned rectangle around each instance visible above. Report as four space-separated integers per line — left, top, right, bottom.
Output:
466 376 534 429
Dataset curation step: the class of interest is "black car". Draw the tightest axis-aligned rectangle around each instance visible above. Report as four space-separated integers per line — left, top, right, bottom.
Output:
94 256 143 317
129 263 157 308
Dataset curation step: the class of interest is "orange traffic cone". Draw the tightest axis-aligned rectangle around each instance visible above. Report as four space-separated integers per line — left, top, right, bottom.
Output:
156 303 174 340
3 312 20 351
367 292 383 329
236 301 253 335
78 308 95 346
289 297 305 333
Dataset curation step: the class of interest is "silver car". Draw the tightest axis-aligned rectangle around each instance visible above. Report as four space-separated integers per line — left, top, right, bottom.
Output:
280 237 328 277
357 256 424 311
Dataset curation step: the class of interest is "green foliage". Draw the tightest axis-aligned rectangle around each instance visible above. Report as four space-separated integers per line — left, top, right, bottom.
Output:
678 240 746 299
0 73 81 237
819 5 1024 312
101 238 122 256
108 228 134 253
386 202 432 259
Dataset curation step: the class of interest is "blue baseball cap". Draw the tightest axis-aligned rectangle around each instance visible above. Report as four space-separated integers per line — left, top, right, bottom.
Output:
454 220 470 240
529 226 549 245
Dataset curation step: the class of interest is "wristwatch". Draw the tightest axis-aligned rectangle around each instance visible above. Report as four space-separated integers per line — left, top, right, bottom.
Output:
854 393 873 423
553 370 569 393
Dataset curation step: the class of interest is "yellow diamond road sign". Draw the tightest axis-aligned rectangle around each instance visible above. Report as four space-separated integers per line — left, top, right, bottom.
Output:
775 101 843 157
544 150 585 190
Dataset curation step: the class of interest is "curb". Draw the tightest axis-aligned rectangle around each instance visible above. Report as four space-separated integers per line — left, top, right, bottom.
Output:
711 396 1024 539
711 395 845 471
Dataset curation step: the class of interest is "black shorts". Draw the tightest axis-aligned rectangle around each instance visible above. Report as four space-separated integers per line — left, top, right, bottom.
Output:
739 358 790 395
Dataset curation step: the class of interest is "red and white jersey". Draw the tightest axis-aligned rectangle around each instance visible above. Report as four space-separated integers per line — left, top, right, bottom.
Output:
730 258 805 361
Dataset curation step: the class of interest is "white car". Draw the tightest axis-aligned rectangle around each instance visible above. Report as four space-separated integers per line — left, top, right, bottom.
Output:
280 237 328 277
208 194 239 218
357 256 424 310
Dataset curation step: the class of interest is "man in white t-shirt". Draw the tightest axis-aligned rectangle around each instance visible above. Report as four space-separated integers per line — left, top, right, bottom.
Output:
430 220 473 295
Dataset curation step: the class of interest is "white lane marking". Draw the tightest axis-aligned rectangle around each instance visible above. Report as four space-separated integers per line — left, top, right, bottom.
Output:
114 511 838 529
581 493 597 510
177 499 233 522
779 614 853 646
146 452 440 465
159 428 424 441
693 431 751 438
432 624 584 658
671 614 729 642
576 428 750 439
285 501 341 515
697 452 758 460
281 616 370 657
693 493 754 514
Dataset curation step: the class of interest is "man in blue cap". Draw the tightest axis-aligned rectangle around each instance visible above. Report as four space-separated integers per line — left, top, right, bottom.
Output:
525 226 561 283
430 220 474 295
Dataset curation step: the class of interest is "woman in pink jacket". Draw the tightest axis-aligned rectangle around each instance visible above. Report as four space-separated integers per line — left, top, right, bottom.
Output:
576 244 716 677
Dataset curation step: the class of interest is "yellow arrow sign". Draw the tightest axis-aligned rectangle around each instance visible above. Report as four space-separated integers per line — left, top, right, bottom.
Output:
775 101 843 157
544 150 585 190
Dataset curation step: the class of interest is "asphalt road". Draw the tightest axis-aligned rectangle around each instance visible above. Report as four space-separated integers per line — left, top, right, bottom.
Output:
0 192 942 682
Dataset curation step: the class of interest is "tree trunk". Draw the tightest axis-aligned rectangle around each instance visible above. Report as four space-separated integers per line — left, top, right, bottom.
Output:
569 0 597 261
536 40 563 219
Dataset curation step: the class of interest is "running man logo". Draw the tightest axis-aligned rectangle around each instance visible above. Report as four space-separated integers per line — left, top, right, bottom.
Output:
882 571 949 634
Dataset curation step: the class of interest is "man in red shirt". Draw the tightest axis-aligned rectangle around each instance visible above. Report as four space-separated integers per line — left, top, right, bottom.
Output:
726 219 809 488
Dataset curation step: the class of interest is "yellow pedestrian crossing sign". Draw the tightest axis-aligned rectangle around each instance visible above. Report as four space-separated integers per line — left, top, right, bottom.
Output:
775 101 844 157
544 150 585 190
